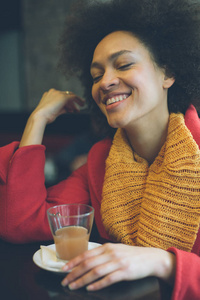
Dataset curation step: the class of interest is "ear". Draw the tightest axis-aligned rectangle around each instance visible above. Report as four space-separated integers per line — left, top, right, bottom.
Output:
163 75 175 89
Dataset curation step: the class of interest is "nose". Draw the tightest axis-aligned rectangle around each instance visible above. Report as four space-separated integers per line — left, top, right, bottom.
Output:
100 70 119 91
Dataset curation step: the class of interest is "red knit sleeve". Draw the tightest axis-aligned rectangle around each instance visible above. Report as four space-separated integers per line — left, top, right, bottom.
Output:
0 143 90 243
168 247 200 300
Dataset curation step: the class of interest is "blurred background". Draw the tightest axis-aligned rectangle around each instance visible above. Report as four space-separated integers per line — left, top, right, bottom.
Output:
0 0 102 185
0 0 84 112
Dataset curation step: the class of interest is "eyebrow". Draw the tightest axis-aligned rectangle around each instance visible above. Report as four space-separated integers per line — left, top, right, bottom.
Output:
90 50 133 70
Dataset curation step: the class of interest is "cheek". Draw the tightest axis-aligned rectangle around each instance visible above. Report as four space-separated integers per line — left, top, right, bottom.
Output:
91 85 99 104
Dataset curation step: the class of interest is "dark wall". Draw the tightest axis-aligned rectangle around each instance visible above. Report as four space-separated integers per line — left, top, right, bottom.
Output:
0 0 22 31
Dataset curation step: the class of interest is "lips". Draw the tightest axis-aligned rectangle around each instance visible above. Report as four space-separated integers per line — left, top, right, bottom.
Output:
106 94 130 106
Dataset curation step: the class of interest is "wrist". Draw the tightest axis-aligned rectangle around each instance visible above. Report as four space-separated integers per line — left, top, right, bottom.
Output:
154 250 176 286
19 112 46 147
30 109 48 128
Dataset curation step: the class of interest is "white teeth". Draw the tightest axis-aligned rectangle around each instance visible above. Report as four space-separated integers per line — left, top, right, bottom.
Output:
106 94 128 105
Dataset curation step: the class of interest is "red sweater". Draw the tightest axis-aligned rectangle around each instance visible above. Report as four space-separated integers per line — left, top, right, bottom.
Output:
0 105 200 299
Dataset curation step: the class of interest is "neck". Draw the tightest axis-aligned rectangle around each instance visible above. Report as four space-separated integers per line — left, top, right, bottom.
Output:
125 112 169 165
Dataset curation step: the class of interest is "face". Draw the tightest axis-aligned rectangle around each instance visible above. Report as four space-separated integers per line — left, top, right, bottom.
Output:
90 31 174 130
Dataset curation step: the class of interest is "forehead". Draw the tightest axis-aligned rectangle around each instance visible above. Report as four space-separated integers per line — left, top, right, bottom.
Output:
92 31 148 62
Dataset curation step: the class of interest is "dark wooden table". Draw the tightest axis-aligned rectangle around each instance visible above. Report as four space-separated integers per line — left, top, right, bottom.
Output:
0 239 172 300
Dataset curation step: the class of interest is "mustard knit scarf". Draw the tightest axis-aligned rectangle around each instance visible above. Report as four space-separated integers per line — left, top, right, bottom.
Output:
101 113 200 252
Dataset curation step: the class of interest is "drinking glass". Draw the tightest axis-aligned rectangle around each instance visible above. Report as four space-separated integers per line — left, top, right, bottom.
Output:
47 204 94 260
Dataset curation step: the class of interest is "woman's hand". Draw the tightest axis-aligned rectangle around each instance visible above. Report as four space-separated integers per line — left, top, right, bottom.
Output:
32 89 85 125
19 89 85 147
61 243 176 291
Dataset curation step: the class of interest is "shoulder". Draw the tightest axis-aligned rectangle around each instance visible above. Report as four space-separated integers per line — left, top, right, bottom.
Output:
88 137 112 162
185 105 200 147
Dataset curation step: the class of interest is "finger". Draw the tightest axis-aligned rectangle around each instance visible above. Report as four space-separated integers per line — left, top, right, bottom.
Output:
65 102 79 113
69 98 86 110
64 91 85 106
73 97 86 106
66 260 120 290
62 245 105 272
69 101 83 113
64 99 85 113
86 270 123 291
61 252 109 287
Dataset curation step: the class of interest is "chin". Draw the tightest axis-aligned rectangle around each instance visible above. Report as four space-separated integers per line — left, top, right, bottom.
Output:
106 112 131 129
107 120 125 129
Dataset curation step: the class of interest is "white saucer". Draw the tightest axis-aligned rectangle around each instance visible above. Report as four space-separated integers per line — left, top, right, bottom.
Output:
33 242 101 274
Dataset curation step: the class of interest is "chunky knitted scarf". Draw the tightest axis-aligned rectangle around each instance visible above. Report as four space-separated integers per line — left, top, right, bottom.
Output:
101 113 200 252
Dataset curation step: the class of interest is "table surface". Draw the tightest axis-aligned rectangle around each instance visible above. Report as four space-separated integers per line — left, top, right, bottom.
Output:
0 238 172 300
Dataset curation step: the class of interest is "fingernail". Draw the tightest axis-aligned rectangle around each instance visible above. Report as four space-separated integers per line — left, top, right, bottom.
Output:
68 283 76 290
62 265 69 271
86 284 95 291
61 279 68 287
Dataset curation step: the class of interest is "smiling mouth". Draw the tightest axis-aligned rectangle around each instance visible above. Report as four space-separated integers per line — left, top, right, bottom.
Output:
106 94 130 106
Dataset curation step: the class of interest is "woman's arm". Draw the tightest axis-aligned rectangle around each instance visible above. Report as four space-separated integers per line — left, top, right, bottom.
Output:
0 89 87 243
61 243 176 291
0 142 90 243
19 88 85 147
168 247 200 300
61 242 200 300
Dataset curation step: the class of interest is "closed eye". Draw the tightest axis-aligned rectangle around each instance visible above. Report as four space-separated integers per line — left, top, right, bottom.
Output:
91 62 134 83
92 75 103 83
118 63 134 70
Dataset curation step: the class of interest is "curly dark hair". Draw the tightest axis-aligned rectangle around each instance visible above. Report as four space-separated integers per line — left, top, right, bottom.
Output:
59 0 200 137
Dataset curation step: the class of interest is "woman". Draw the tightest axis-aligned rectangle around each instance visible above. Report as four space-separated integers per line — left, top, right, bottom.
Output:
0 0 200 299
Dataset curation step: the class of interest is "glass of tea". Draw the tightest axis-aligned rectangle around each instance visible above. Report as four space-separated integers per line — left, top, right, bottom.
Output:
47 204 94 260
